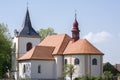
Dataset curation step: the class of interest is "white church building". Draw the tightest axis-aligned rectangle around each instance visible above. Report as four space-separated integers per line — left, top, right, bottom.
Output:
12 9 104 80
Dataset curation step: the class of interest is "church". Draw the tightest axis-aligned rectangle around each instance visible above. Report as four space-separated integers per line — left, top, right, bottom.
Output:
12 8 104 80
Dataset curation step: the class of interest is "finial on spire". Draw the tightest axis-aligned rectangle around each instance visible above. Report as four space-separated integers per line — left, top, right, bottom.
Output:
73 10 78 28
75 10 77 20
27 1 29 9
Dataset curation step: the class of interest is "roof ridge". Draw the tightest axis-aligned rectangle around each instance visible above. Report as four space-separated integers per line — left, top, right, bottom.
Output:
56 34 71 55
38 45 56 48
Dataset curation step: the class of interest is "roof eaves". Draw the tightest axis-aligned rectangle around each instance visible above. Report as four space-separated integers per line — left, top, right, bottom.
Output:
19 58 55 61
63 53 104 55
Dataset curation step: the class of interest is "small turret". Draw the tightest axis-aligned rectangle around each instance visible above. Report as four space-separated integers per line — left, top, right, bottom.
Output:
71 13 80 42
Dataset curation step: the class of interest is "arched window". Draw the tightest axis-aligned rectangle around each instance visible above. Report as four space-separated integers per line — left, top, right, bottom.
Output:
74 58 79 65
26 42 32 51
64 59 67 64
38 65 41 73
92 58 97 65
23 64 26 73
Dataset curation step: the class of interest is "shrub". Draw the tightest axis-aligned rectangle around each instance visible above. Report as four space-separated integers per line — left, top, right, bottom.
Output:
19 78 29 80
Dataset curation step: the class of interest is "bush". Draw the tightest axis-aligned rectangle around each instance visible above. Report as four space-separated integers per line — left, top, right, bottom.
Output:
74 74 114 80
78 75 96 80
19 78 29 80
74 78 79 80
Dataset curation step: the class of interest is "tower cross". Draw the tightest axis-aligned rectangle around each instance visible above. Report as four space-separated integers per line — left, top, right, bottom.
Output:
27 1 29 9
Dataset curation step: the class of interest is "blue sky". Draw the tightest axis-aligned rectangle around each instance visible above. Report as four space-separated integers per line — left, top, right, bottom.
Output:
0 0 120 64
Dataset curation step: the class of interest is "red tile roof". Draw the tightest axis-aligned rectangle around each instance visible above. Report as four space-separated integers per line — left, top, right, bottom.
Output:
18 34 103 61
39 34 71 55
64 39 103 55
18 46 55 60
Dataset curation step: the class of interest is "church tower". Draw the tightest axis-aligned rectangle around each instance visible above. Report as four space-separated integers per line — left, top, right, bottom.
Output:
14 8 40 57
71 13 80 42
12 8 40 79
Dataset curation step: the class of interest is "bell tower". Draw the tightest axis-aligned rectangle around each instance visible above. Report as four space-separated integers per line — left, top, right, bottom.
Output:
14 8 40 57
12 8 40 79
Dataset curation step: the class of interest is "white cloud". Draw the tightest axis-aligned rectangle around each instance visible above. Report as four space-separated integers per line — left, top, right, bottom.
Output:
83 31 112 43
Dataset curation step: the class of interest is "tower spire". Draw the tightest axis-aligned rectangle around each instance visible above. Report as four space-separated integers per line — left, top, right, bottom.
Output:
18 8 39 37
71 12 80 42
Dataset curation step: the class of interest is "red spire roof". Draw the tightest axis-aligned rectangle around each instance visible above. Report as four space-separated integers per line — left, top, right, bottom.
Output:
73 17 78 28
71 13 80 42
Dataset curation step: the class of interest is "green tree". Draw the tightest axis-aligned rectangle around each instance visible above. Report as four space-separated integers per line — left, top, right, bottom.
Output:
103 62 120 76
62 64 75 80
0 23 12 78
37 27 57 41
79 75 96 80
103 71 113 80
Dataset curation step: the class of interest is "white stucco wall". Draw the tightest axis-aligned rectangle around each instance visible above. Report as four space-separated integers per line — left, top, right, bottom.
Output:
64 54 103 79
13 37 40 57
54 56 64 79
13 37 40 79
31 60 56 79
19 61 31 78
64 55 85 78
88 55 103 76
18 37 40 57
12 13 40 79
19 60 56 79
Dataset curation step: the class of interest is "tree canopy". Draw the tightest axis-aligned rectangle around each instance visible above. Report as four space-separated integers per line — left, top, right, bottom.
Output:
0 23 12 78
37 27 57 41
63 64 75 80
103 62 120 76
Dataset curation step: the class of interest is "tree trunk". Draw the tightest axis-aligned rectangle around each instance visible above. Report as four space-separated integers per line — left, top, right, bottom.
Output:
70 75 72 80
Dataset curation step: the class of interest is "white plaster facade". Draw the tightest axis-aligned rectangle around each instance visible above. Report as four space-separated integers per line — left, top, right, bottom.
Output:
19 60 56 79
18 54 103 80
14 37 40 57
64 55 85 77
16 34 103 80
88 55 103 76
54 56 64 79
19 61 31 78
64 55 103 79
12 36 40 79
